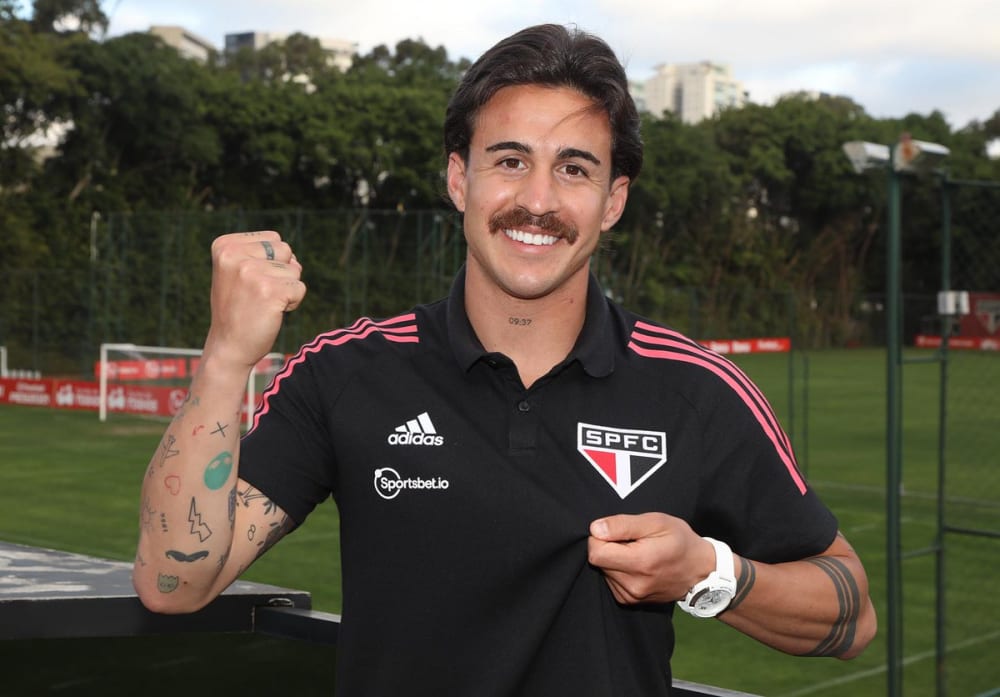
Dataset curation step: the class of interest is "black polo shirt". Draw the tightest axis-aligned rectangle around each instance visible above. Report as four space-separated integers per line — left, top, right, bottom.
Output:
240 267 837 696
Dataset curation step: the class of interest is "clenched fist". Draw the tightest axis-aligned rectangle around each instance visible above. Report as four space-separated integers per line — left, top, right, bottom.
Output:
203 231 307 371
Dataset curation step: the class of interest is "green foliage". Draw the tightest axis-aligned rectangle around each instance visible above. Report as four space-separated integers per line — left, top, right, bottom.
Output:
29 0 106 34
2 12 999 368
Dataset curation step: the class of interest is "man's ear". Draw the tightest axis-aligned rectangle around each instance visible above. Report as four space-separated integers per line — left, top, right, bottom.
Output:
601 175 630 231
446 152 467 213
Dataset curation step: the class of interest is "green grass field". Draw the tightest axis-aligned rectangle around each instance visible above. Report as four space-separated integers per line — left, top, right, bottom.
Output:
2 348 998 696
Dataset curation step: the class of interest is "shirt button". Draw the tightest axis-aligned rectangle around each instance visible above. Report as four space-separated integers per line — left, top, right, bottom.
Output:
517 400 531 413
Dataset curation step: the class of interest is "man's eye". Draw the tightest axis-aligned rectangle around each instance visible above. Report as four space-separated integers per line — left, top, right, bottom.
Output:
499 158 523 169
563 164 586 177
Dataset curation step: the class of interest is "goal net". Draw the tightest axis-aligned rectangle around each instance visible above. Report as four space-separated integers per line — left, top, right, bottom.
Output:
97 343 286 430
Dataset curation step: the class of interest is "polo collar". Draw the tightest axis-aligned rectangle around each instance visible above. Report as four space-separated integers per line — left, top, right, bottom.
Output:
446 265 615 378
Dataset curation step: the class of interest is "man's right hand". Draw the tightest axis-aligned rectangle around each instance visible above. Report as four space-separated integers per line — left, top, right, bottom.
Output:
205 231 307 370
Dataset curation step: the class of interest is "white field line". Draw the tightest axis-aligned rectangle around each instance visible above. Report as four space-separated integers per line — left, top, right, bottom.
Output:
812 479 1000 511
777 628 1000 697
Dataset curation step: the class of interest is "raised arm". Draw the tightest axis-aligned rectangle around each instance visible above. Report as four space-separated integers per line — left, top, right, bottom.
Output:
588 513 877 659
132 231 306 614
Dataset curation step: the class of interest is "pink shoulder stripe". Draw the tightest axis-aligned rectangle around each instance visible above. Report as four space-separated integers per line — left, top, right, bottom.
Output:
247 314 419 433
628 322 806 495
633 322 793 456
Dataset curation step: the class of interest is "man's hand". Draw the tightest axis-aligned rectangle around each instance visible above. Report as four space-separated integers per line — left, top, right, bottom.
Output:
588 513 716 605
205 231 306 370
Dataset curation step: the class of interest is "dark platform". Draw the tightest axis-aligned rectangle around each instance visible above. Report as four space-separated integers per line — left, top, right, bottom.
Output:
0 540 312 640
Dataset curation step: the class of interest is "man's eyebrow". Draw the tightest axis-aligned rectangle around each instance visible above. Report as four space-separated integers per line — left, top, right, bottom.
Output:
558 147 601 167
485 141 531 154
485 142 602 167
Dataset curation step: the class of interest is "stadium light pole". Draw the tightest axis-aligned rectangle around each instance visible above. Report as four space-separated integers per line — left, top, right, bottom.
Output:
842 134 949 697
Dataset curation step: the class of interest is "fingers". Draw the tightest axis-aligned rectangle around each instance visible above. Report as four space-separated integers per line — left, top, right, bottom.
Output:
213 231 297 265
282 277 308 312
590 512 664 542
205 231 306 368
588 513 697 605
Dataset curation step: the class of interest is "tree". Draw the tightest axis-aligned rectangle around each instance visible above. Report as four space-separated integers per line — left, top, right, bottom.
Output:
222 32 335 86
0 9 83 268
30 0 106 34
38 32 222 213
348 37 469 89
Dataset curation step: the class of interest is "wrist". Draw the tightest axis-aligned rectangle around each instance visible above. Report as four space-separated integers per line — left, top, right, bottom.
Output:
188 349 258 408
676 537 737 618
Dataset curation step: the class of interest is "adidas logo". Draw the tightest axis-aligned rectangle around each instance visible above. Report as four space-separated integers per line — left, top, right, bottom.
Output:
387 412 444 446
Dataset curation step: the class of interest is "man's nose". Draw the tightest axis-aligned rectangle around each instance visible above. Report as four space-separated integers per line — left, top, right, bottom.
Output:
515 168 559 216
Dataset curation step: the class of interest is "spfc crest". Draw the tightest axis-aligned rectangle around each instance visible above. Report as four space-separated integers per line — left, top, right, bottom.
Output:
577 423 667 499
975 298 1000 335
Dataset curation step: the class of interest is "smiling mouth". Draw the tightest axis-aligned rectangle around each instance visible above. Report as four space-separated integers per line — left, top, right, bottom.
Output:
489 208 578 245
504 229 559 246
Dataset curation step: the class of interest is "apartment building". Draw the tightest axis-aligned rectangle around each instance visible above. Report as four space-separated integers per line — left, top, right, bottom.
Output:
641 61 747 123
149 25 217 62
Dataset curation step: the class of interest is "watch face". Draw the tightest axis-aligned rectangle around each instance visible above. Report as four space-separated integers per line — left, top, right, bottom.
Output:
694 588 732 611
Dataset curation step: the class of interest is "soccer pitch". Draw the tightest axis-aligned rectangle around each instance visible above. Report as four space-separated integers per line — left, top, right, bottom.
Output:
1 348 998 696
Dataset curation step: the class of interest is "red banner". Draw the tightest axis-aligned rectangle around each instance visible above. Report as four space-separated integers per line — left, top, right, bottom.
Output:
93 358 188 381
0 379 54 407
1 377 267 419
699 337 791 355
914 335 1000 351
94 355 283 381
1 378 189 417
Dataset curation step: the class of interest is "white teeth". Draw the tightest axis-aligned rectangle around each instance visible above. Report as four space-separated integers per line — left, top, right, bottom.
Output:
504 229 558 246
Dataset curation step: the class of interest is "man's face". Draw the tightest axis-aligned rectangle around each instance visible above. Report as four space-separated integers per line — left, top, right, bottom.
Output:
447 84 629 302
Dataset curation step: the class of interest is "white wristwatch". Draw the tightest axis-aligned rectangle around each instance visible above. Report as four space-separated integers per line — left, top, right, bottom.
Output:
676 537 737 618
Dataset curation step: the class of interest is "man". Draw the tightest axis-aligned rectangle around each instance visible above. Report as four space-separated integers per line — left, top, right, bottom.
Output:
134 23 876 696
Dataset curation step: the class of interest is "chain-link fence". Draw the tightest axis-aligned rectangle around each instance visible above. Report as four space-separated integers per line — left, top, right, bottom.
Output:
937 178 1000 696
1 208 821 378
884 176 1000 696
0 209 467 376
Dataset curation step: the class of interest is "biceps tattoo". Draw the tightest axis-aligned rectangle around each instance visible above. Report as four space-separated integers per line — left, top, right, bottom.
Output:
802 557 862 657
253 515 294 561
238 483 293 560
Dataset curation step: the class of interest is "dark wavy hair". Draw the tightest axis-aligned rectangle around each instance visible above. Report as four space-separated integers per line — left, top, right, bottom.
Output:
444 24 643 182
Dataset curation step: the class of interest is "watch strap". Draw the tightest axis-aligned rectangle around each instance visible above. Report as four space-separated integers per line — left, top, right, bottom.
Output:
704 537 735 582
676 536 737 618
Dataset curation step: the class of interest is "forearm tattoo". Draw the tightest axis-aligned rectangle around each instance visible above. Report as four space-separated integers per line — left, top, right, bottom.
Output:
802 556 861 657
728 556 755 610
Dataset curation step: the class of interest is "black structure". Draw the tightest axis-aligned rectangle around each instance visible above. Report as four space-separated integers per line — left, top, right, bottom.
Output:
0 540 756 696
0 540 311 640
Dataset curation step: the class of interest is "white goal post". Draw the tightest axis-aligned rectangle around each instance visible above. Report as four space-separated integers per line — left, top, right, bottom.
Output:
98 343 286 429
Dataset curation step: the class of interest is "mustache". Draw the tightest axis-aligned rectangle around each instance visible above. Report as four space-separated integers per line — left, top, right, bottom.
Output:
488 208 578 244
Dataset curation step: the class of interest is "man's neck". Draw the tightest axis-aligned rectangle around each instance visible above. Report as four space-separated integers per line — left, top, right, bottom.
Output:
464 267 589 389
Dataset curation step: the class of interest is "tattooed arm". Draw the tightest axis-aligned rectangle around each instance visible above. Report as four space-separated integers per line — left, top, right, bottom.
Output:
132 231 305 614
717 532 877 659
589 515 876 659
131 367 293 613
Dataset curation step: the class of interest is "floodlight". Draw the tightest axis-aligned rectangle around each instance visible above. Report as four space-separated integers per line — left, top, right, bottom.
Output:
842 141 890 174
893 137 950 174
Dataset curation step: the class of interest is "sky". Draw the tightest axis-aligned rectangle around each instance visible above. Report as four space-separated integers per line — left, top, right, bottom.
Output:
103 0 1000 130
